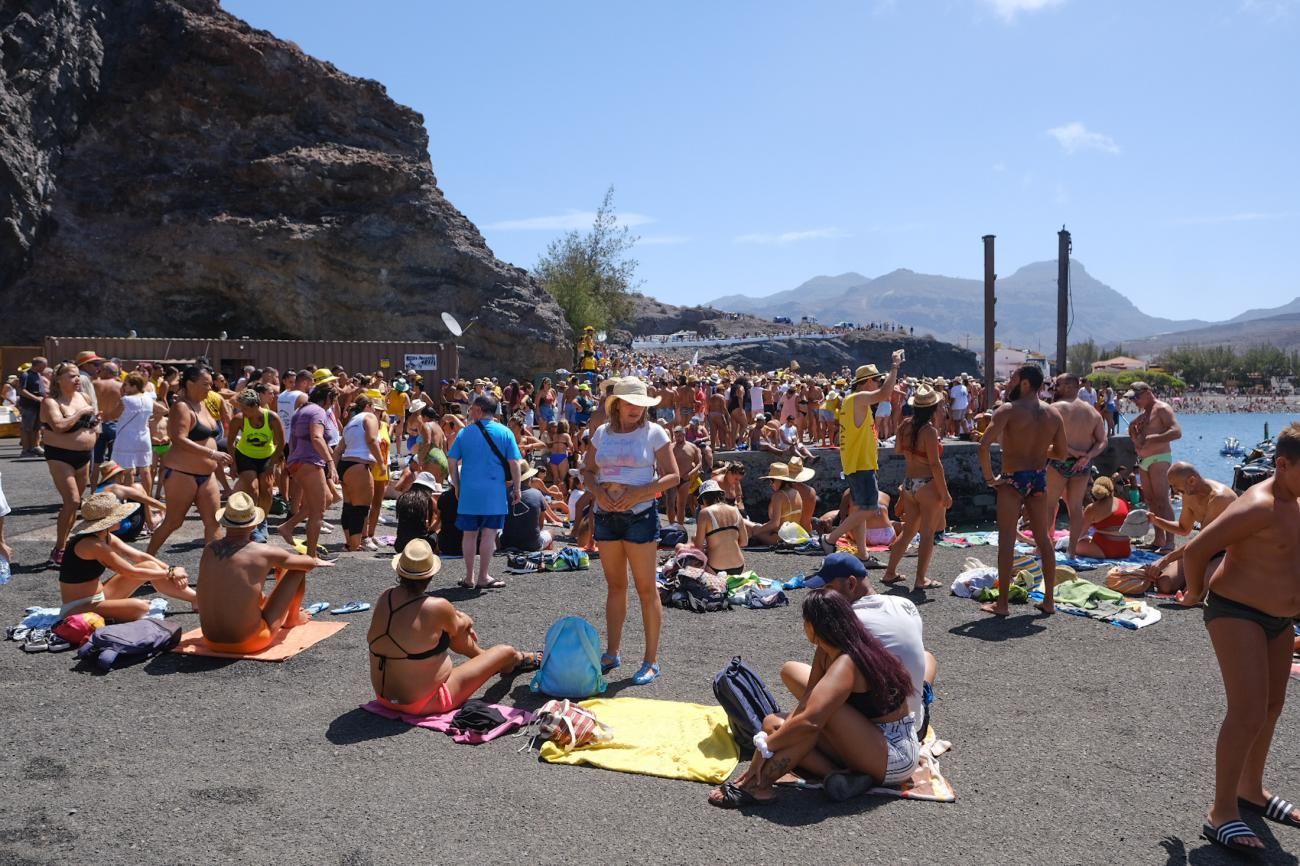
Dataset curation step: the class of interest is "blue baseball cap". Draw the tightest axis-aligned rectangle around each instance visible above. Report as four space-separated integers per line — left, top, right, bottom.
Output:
810 552 866 583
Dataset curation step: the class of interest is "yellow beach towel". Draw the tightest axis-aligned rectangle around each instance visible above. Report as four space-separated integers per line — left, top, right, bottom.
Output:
539 697 739 784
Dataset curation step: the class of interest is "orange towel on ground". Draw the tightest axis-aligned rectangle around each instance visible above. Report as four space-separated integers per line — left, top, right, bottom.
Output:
172 621 346 662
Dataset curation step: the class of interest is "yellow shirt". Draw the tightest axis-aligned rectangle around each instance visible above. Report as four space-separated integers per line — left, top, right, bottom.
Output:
386 390 409 417
371 422 391 481
203 391 226 422
836 392 878 473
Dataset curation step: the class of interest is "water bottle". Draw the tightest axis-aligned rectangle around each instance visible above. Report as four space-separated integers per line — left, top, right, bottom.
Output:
0 552 10 586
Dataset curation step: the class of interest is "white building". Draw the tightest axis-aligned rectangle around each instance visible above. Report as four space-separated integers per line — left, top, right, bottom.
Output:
994 347 1051 381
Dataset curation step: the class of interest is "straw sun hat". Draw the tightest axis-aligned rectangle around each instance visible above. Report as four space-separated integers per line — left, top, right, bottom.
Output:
604 377 662 416
392 538 442 580
852 364 883 385
71 493 138 536
908 383 942 408
217 491 266 529
762 458 815 483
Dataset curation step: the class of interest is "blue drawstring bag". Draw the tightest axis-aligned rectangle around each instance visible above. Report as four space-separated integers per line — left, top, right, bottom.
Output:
530 616 608 699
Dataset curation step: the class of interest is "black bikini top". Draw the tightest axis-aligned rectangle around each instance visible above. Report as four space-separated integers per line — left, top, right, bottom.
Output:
187 406 222 442
368 593 451 668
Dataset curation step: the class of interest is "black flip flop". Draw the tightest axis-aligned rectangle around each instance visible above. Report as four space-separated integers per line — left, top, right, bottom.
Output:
1202 820 1265 859
708 782 771 810
1240 795 1300 828
512 651 544 675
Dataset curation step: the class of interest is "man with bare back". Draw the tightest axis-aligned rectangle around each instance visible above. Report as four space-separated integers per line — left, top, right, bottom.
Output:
197 492 333 653
1181 423 1300 856
92 362 124 484
1140 462 1236 594
674 377 695 427
707 388 730 450
669 427 702 526
1126 381 1181 553
978 365 1068 617
1045 373 1108 558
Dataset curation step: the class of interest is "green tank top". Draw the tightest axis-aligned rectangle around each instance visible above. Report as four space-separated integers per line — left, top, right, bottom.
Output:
236 409 276 459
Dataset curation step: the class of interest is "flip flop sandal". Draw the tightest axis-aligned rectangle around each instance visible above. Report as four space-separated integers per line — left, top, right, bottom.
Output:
330 602 371 615
1240 795 1300 828
859 556 884 569
708 782 771 810
476 578 506 589
880 575 906 586
1202 820 1265 859
915 579 944 590
305 602 331 616
457 580 477 590
511 651 544 674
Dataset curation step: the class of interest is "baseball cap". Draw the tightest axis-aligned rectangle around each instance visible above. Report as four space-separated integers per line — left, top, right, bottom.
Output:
809 552 867 583
1123 381 1151 398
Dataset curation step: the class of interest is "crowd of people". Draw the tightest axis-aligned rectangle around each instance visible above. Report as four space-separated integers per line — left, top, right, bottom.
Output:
4 330 1299 852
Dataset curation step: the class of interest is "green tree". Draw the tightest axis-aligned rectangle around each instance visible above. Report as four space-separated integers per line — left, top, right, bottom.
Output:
533 186 640 335
1067 339 1127 376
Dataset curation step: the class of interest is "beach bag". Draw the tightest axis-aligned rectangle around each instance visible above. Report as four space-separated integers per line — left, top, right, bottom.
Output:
658 526 688 547
1011 554 1043 587
675 569 731 613
548 546 589 571
53 612 105 647
530 616 608 699
739 587 789 609
74 619 181 671
1106 567 1153 596
777 521 810 545
531 699 613 751
713 656 782 756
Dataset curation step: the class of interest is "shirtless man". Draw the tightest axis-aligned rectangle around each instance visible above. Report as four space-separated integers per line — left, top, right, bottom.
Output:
1126 381 1181 552
92 363 124 485
1045 373 1108 558
1181 423 1300 856
728 379 749 449
674 377 695 427
978 365 1068 617
706 389 730 450
1141 462 1236 594
669 427 702 526
197 492 333 653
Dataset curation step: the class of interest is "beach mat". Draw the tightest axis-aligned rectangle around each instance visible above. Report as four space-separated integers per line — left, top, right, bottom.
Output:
360 700 532 744
540 697 739 784
172 620 347 662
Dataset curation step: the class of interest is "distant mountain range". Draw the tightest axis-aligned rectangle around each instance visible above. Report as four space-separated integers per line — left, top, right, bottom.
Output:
708 261 1300 354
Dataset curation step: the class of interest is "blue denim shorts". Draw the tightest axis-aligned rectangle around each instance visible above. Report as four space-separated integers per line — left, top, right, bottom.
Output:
455 513 506 532
594 506 660 545
848 470 879 510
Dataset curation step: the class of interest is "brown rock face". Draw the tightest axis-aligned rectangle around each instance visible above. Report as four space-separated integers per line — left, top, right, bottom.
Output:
0 0 570 375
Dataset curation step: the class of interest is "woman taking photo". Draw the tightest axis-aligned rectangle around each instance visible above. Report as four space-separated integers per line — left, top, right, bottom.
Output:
228 387 284 542
40 363 99 564
881 384 951 591
583 377 679 686
278 381 340 557
336 393 384 552
147 365 231 556
709 589 919 808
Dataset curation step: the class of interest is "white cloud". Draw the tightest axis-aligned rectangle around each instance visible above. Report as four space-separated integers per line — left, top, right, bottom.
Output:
1047 122 1121 155
982 0 1066 21
485 210 655 231
1172 211 1291 226
992 161 1007 173
734 227 848 245
636 234 690 246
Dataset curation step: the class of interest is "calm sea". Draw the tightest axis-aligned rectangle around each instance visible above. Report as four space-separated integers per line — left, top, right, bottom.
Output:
1147 411 1298 485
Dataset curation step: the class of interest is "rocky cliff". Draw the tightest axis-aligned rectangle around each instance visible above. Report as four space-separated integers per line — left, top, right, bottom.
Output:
0 0 571 374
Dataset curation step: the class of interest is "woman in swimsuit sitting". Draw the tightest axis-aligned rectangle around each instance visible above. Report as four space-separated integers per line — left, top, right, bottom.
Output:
880 384 951 590
746 463 806 546
40 363 100 565
148 365 232 556
693 479 748 574
709 588 920 808
1074 476 1132 561
59 493 197 620
367 540 540 715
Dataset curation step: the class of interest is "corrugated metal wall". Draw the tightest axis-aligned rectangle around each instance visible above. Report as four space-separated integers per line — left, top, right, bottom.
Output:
1 345 42 377
42 337 459 381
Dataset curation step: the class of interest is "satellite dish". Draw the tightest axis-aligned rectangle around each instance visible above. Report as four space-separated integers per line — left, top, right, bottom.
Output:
219 330 228 341
441 311 477 337
127 329 137 338
596 330 608 343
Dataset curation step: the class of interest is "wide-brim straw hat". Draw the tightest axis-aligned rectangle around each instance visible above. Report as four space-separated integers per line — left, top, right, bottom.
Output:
908 383 942 408
604 376 661 415
518 461 540 483
97 459 128 482
71 492 138 536
852 364 883 385
312 369 338 386
392 538 441 579
762 460 815 483
217 491 266 530
75 350 104 367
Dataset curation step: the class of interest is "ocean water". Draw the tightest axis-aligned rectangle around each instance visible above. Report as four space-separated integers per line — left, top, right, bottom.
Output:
1150 412 1297 485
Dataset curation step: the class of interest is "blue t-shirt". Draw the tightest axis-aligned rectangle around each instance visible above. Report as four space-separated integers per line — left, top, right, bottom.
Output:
447 419 522 516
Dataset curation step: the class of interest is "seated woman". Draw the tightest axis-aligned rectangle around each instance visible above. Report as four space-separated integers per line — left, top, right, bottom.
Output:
94 459 165 541
709 589 920 808
711 461 747 513
394 472 441 553
367 540 541 715
1074 476 1131 561
58 493 197 620
693 479 748 574
745 463 807 546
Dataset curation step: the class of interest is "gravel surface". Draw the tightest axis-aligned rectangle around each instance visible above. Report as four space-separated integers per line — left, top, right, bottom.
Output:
0 439 1296 866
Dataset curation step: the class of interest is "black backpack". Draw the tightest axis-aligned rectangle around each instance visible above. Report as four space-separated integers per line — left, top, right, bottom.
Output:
712 656 783 755
75 619 182 671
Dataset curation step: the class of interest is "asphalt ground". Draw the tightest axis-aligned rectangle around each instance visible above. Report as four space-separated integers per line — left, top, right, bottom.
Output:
0 438 1297 866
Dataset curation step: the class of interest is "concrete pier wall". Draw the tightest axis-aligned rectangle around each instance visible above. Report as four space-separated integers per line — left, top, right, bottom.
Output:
717 436 1137 526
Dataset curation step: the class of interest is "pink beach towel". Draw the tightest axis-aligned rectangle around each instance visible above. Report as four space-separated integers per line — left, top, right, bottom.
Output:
361 699 533 744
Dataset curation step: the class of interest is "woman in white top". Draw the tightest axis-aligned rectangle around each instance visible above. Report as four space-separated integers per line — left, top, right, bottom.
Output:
336 394 384 551
107 373 157 484
582 378 679 686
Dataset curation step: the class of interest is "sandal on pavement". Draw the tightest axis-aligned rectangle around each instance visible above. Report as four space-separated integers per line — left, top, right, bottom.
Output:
512 650 544 675
305 602 331 616
600 653 621 674
330 601 371 615
632 661 660 685
708 782 770 810
1202 820 1264 858
881 574 906 586
1240 795 1300 828
476 577 506 589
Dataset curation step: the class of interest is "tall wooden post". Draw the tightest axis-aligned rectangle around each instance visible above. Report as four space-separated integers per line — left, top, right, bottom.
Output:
1057 227 1071 377
983 235 996 401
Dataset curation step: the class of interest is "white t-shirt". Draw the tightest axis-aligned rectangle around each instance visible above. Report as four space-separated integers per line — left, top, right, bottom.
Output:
750 386 765 414
116 393 155 455
949 384 969 411
277 389 303 429
1079 386 1097 406
591 422 670 513
781 423 799 445
853 594 926 720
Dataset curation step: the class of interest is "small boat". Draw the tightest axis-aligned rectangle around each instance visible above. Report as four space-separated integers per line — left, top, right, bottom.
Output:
1220 437 1246 458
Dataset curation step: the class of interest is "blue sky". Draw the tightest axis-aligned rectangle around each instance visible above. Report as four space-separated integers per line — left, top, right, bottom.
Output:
224 0 1299 322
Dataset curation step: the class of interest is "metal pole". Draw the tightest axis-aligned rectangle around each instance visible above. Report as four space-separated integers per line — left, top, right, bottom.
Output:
1057 226 1071 376
983 235 996 403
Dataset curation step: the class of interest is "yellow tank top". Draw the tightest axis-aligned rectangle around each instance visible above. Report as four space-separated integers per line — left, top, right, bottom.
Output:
837 392 878 473
371 422 391 481
235 409 276 459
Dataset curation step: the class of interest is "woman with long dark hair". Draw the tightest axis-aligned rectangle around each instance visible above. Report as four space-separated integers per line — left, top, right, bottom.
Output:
147 365 231 556
881 384 951 590
709 589 920 808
